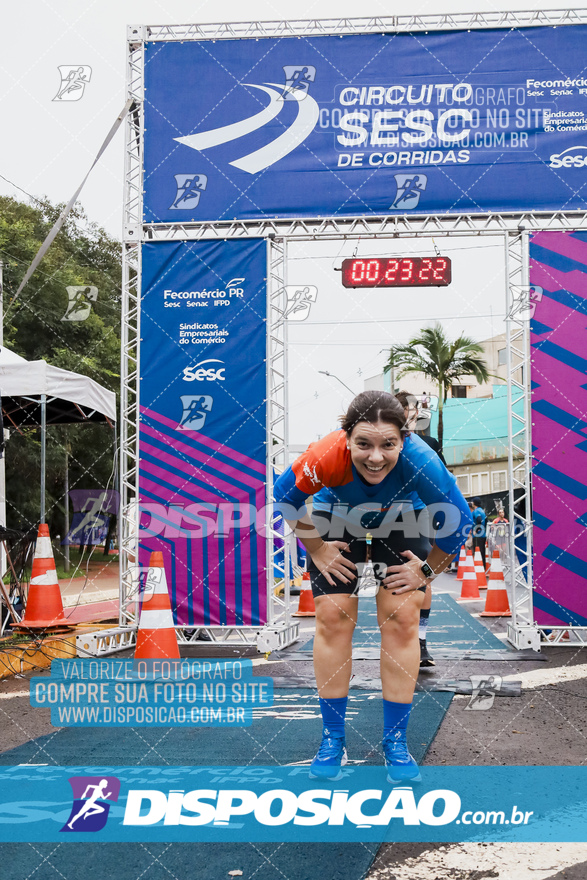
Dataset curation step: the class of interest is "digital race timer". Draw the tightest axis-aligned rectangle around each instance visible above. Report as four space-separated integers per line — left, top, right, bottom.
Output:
341 256 452 288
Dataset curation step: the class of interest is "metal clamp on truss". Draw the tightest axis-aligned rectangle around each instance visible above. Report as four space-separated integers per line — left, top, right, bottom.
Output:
506 623 541 652
127 24 146 45
124 224 142 242
76 627 138 658
256 622 300 654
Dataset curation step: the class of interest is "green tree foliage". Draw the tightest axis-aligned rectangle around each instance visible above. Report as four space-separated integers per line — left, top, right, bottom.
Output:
387 323 492 449
0 195 120 539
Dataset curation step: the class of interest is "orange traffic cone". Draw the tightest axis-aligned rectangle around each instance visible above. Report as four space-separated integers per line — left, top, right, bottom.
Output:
293 570 316 617
17 524 68 629
458 552 481 600
480 550 511 617
474 547 488 590
134 552 180 658
456 546 467 580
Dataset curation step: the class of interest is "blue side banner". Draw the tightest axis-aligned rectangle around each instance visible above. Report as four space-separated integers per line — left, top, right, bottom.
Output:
143 26 587 221
1 766 586 842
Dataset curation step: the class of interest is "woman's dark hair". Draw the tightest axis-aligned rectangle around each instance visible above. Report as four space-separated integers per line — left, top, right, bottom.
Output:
340 391 407 435
394 390 414 411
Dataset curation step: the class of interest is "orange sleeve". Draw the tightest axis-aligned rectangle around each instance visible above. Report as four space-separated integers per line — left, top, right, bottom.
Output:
291 430 353 495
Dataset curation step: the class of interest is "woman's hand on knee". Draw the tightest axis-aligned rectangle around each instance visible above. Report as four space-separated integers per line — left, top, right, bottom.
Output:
382 550 428 595
310 541 357 587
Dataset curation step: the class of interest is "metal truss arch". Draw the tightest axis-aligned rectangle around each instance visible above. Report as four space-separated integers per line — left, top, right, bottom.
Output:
113 11 587 659
143 10 587 42
136 212 587 244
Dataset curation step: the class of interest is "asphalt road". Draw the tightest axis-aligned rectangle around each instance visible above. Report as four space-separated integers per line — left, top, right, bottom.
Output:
1 571 586 878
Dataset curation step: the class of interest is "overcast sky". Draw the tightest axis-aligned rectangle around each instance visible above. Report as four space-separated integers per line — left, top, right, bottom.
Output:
0 0 567 443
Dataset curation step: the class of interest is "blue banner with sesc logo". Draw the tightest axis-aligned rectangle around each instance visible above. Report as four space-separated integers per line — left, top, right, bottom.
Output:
139 239 267 627
143 25 587 221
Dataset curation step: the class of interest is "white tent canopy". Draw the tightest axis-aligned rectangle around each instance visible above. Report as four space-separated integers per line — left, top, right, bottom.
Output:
0 346 116 523
0 347 116 425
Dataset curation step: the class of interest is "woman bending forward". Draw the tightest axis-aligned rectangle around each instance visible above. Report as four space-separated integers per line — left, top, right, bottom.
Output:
274 391 471 783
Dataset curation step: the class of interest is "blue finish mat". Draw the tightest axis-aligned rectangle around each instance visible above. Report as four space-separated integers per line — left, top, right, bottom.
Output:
0 688 451 768
1 689 452 880
425 593 507 651
298 592 506 654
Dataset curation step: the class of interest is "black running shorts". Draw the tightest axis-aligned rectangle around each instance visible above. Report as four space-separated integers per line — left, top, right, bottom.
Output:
308 512 432 598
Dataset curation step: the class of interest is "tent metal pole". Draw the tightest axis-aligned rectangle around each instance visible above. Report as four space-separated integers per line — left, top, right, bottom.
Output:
40 394 46 524
64 441 70 572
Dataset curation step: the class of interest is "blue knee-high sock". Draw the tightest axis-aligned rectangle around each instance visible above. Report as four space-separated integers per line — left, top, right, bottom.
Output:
383 699 412 739
319 696 348 738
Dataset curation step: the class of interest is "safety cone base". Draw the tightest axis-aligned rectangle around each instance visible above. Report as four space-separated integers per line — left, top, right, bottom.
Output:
135 627 180 657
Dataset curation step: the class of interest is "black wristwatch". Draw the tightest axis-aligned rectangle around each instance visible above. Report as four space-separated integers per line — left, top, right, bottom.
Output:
420 561 435 581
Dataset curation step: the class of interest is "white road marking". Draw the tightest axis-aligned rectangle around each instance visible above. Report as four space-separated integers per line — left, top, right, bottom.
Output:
368 842 587 879
503 662 587 689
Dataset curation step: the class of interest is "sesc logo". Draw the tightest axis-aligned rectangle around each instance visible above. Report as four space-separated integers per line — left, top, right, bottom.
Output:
549 146 587 169
182 359 226 382
175 71 319 175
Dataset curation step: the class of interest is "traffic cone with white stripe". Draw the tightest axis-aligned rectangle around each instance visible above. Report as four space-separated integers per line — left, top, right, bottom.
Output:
134 552 180 658
18 524 68 629
293 570 316 617
480 549 511 617
456 546 467 580
458 551 480 600
474 547 488 590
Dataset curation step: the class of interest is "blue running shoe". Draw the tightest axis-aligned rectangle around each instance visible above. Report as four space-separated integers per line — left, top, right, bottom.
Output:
309 729 348 780
382 730 421 784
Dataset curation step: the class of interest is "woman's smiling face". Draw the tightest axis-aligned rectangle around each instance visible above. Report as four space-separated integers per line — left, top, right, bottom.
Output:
347 420 404 485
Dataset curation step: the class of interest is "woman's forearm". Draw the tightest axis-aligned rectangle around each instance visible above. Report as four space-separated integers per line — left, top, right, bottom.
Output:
284 513 326 557
426 543 456 579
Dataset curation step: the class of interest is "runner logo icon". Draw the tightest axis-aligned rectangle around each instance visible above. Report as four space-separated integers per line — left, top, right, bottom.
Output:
178 395 213 431
174 70 319 174
60 776 120 832
170 174 208 209
392 174 428 210
282 65 316 100
53 66 92 102
285 285 318 321
507 285 543 321
466 675 503 711
62 285 98 322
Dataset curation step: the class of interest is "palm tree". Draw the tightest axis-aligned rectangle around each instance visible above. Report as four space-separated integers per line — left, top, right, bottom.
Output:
388 324 492 450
